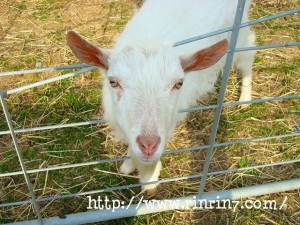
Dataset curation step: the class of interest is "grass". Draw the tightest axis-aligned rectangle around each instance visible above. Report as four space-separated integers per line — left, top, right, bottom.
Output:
0 0 300 224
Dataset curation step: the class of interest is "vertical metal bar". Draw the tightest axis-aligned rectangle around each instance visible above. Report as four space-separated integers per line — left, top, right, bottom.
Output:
0 92 44 225
197 0 247 198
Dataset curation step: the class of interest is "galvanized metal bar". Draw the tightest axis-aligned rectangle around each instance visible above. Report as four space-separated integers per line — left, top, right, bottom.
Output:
197 0 246 198
179 94 300 113
0 64 89 77
2 40 298 95
7 178 300 225
174 7 300 47
0 94 43 225
2 131 299 179
0 9 298 79
1 132 298 179
240 7 300 28
174 26 233 47
0 156 130 178
168 132 299 155
0 94 298 136
6 66 96 95
235 41 300 52
0 119 105 135
1 158 299 208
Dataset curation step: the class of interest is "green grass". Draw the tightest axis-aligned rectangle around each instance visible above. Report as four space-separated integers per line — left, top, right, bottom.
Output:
32 0 65 21
14 1 27 11
239 157 250 168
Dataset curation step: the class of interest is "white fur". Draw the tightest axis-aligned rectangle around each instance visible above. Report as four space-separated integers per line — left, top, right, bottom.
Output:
99 0 256 192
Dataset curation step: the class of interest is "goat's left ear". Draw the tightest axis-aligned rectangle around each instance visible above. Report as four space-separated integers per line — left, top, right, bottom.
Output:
66 31 109 70
180 39 229 73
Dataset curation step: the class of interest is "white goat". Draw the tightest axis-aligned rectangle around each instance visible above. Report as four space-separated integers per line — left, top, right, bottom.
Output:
67 0 255 194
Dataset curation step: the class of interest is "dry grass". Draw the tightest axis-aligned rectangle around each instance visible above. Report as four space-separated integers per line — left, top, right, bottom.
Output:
0 0 299 224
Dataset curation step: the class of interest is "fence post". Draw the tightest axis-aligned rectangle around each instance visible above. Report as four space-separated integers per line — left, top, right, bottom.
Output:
197 0 247 198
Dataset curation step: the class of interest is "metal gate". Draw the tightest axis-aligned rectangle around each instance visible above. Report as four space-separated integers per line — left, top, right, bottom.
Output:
0 0 299 224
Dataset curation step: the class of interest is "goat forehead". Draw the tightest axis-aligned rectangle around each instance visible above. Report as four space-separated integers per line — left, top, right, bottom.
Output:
109 45 182 81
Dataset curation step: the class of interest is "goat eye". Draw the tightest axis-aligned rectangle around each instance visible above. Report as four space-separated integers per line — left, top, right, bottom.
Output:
174 81 183 90
109 79 119 88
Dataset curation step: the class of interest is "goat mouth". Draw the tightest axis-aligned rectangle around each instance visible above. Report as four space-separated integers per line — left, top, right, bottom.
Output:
130 144 162 163
139 155 157 163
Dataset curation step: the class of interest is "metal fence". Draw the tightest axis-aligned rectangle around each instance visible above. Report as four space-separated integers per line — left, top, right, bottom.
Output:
0 0 300 224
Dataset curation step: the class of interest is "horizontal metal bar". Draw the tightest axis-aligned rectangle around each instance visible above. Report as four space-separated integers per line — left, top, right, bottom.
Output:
234 41 300 52
0 156 130 178
1 158 299 208
3 41 297 96
6 67 97 95
0 64 89 77
241 7 300 28
169 132 300 155
174 8 300 47
1 132 298 178
0 120 105 135
173 27 233 47
179 94 300 113
8 178 300 225
0 7 297 79
1 95 298 136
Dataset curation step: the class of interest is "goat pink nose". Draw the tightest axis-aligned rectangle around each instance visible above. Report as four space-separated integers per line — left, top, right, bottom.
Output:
136 135 161 156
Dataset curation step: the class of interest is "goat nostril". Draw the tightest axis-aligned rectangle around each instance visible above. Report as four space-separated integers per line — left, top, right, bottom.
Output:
136 135 161 156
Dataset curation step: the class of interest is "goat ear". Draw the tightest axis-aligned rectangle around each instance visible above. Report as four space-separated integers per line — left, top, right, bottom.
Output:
66 31 109 70
180 39 229 73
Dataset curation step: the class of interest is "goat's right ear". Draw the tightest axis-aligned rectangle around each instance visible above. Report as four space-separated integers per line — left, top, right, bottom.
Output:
66 31 109 70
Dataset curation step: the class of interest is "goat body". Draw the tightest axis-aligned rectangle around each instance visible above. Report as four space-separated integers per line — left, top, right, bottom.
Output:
67 0 255 193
